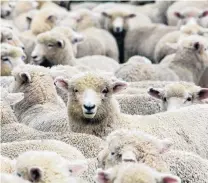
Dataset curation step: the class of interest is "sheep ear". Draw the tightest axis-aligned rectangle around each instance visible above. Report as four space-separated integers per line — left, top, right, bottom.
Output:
166 42 178 50
174 12 184 19
148 88 162 99
112 81 128 93
28 167 42 182
197 88 208 100
199 10 208 18
159 173 181 183
95 169 111 183
19 72 31 83
47 15 57 23
57 40 65 48
102 12 111 18
54 76 69 92
125 13 136 19
6 93 24 105
159 138 173 154
68 160 88 176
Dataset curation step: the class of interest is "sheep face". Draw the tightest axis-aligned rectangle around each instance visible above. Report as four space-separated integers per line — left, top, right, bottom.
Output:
1 44 26 76
15 151 87 183
31 31 66 66
95 163 181 183
174 7 208 28
102 10 136 33
98 129 172 170
1 27 25 49
149 83 208 111
55 73 127 120
1 1 15 18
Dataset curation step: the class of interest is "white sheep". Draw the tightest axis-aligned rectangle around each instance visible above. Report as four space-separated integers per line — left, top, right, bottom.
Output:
55 72 208 159
14 151 87 183
98 129 208 183
11 64 70 132
116 35 208 84
95 163 181 183
0 0 15 19
31 30 119 72
1 43 25 76
148 82 208 111
1 140 85 161
1 173 30 183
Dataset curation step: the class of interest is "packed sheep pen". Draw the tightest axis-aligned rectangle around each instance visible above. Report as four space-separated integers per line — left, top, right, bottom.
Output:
1 0 208 182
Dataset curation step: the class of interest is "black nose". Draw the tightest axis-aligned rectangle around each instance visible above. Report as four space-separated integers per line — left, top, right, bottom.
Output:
83 104 95 111
32 55 37 59
115 27 121 32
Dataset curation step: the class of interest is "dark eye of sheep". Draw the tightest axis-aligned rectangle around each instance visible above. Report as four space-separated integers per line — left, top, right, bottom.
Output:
1 57 9 62
186 97 192 102
47 44 54 48
111 152 115 156
163 97 167 102
73 88 78 93
118 154 122 159
17 173 21 177
102 88 109 94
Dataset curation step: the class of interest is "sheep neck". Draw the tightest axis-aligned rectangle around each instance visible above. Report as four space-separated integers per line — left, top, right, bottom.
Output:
169 48 207 83
14 74 60 119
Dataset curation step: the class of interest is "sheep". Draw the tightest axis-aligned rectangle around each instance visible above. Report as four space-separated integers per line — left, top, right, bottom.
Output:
0 26 24 49
0 0 16 19
30 7 68 35
1 173 30 183
0 155 16 174
31 30 119 72
14 151 87 183
95 163 181 183
11 64 70 132
1 140 85 161
116 35 208 84
148 82 208 111
0 86 24 125
101 7 151 63
1 43 25 76
167 1 208 26
124 24 176 63
54 71 208 155
98 129 208 183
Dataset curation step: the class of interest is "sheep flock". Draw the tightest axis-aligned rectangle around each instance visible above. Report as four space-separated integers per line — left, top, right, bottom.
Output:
1 0 208 183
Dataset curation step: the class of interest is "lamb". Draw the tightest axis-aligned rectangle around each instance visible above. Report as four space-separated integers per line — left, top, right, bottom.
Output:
124 24 176 63
0 155 15 173
0 0 15 19
95 163 181 183
1 43 25 76
0 26 24 49
148 82 208 111
1 173 30 183
11 64 70 132
98 129 208 183
167 1 208 26
116 35 208 84
101 7 151 63
14 151 87 183
1 140 85 160
31 30 119 72
54 71 208 156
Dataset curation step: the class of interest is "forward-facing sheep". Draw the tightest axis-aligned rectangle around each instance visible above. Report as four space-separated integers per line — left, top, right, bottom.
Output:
14 151 87 183
0 0 15 19
96 163 181 183
1 140 85 160
98 129 208 183
116 35 208 84
31 30 119 72
55 71 208 157
1 43 25 76
148 82 208 111
11 64 70 132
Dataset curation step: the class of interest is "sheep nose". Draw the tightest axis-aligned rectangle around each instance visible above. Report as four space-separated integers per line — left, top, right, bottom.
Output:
32 55 38 59
21 46 25 50
83 104 95 111
115 27 122 33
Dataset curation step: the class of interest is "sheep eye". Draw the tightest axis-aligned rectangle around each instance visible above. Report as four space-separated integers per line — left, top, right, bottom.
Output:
17 173 21 177
73 88 78 93
47 44 54 48
1 57 9 62
111 152 115 156
7 37 12 40
186 97 192 102
118 154 122 158
102 88 109 94
163 97 167 102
